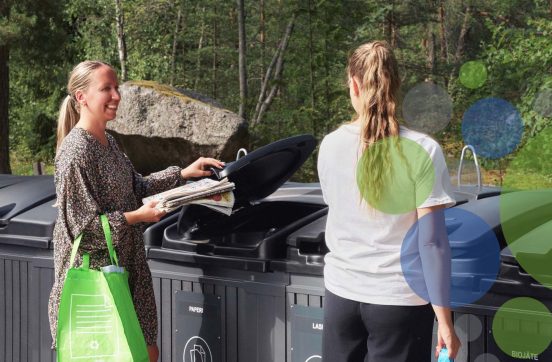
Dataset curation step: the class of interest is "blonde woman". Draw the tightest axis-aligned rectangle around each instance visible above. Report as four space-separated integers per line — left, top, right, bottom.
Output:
318 41 460 361
48 61 223 361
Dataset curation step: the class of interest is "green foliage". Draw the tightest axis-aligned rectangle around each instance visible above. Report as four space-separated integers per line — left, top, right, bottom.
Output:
4 0 551 187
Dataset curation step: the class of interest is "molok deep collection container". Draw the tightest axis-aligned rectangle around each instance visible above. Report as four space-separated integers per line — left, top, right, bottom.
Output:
0 175 57 362
1 136 552 362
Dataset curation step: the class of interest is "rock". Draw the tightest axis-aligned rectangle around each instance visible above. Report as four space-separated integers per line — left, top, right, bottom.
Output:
107 80 248 175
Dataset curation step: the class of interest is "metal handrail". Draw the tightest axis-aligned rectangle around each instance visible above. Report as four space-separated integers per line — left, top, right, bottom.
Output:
457 145 482 192
236 148 248 160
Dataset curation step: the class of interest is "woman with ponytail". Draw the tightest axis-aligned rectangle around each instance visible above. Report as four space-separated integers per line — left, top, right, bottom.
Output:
49 61 224 361
318 41 460 361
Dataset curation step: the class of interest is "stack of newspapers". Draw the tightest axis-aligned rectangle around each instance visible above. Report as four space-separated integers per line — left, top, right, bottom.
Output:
142 178 235 215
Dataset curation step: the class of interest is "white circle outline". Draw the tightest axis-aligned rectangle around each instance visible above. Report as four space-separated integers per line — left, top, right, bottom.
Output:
182 335 213 362
305 355 322 362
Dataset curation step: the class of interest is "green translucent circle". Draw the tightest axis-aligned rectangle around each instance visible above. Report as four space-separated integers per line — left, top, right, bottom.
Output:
503 125 552 190
501 126 552 287
459 61 487 89
492 297 552 358
356 136 434 214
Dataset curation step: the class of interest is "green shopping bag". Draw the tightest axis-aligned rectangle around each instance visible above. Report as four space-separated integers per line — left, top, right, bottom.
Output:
56 214 149 362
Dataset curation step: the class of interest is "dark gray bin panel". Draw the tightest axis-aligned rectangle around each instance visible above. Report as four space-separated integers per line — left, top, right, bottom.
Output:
0 175 57 362
149 259 287 362
0 245 55 362
289 305 323 362
175 291 223 362
286 275 325 362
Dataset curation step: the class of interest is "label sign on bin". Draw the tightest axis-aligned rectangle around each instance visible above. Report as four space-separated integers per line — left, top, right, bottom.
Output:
175 291 223 362
290 305 324 362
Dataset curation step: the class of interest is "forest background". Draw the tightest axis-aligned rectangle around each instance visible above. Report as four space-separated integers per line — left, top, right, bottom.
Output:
0 0 551 187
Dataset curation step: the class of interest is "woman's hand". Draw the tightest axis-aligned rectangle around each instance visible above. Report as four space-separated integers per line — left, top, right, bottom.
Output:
147 344 159 362
181 157 225 179
124 200 166 225
436 320 461 359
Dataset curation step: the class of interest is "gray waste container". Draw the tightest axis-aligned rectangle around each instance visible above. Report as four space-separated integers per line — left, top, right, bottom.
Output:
0 175 57 362
271 187 552 362
449 192 552 362
146 135 330 362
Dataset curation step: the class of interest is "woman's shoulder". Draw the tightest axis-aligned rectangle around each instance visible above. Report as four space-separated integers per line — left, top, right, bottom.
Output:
322 122 359 144
55 129 95 172
399 126 441 151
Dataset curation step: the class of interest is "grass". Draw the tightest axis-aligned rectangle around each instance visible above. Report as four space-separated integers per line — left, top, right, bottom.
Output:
9 151 54 175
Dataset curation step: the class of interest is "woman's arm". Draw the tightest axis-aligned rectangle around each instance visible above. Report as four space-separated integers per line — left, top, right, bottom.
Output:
57 161 131 251
124 153 224 200
417 205 461 359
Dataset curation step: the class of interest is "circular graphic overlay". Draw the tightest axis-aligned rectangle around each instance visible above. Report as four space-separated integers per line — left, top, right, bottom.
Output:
402 82 453 134
356 136 434 214
183 336 213 362
461 98 523 159
459 61 487 89
534 88 552 118
503 125 552 190
455 314 483 343
401 208 500 307
499 190 552 288
474 354 500 362
492 297 552 358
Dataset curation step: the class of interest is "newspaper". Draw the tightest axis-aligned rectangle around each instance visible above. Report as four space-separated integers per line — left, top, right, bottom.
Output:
142 178 235 215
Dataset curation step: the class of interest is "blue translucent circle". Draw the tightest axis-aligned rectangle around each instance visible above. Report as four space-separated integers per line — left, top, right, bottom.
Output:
400 208 500 307
461 98 523 159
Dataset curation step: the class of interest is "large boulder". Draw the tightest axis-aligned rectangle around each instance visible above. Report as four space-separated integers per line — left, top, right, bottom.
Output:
107 81 248 174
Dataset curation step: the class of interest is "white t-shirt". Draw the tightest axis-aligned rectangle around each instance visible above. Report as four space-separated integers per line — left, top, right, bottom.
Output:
317 124 455 305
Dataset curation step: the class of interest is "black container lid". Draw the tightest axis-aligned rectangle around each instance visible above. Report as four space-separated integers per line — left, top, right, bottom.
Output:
0 175 56 226
213 134 316 203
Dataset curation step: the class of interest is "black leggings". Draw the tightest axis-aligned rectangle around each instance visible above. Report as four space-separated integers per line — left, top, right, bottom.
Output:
322 289 435 362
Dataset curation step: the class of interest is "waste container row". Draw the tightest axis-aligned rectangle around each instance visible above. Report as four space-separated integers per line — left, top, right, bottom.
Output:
2 135 552 361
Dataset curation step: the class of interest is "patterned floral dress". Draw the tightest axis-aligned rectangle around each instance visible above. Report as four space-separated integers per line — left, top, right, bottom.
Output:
48 127 182 348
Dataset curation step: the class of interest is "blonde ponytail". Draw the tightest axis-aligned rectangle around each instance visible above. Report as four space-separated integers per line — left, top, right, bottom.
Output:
55 60 114 153
348 41 402 203
56 95 80 151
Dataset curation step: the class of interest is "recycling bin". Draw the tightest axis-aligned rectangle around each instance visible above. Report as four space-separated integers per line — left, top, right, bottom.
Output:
270 212 326 362
450 191 552 361
271 187 552 362
0 175 58 362
145 135 330 362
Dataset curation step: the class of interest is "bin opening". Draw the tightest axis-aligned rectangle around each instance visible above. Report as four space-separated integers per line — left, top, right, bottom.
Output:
163 202 327 259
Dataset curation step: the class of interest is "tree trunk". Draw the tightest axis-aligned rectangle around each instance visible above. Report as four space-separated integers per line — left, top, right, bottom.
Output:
438 0 448 64
323 7 331 131
114 0 127 81
0 2 11 174
212 2 218 98
386 1 397 48
259 0 265 83
170 5 182 86
194 6 206 91
252 13 296 126
449 4 471 87
454 5 471 62
426 29 435 77
237 0 247 121
308 0 315 111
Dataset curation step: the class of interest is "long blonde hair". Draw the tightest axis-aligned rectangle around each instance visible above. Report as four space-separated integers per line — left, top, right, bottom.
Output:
56 60 113 152
348 41 401 203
